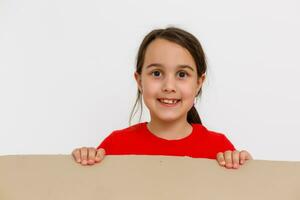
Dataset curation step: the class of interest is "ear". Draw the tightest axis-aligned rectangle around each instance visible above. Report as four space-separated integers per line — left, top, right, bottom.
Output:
134 72 143 93
196 73 206 95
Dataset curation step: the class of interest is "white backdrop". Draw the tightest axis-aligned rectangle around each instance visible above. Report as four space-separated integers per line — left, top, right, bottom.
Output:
0 0 299 161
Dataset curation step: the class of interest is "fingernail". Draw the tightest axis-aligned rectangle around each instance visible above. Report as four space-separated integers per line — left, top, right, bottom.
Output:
77 159 81 163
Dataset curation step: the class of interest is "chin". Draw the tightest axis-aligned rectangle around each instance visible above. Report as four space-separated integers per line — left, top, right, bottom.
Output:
155 113 185 122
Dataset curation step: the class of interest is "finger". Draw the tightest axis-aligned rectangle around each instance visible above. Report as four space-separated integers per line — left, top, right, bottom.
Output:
216 152 225 166
232 150 240 169
239 150 246 164
72 148 81 163
240 150 253 164
224 150 233 168
87 148 96 165
245 150 253 160
95 148 106 163
80 147 88 165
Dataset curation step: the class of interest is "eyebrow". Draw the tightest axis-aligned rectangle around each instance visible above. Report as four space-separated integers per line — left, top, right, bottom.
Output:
145 63 194 72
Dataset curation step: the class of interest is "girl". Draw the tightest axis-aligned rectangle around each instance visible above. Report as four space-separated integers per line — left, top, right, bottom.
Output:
72 27 252 169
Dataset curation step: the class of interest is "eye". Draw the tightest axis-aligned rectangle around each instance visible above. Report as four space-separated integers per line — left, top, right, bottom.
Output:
178 71 189 78
150 70 189 79
151 70 161 77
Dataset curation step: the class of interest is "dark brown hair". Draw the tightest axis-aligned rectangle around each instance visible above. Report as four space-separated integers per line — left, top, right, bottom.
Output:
129 27 207 126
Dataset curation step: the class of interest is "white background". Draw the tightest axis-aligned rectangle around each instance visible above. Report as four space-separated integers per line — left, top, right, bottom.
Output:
0 0 299 161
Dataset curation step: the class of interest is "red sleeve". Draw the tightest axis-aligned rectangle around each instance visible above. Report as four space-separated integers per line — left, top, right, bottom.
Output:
220 134 236 151
206 129 236 153
96 131 115 151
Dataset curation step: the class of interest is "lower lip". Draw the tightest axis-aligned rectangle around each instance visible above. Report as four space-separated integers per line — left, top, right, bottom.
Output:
157 99 181 107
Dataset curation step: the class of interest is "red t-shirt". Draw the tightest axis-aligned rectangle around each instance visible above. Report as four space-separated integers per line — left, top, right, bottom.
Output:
97 122 235 159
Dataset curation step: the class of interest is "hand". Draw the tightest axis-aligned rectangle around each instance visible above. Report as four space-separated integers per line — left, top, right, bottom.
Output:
216 150 252 169
72 147 106 166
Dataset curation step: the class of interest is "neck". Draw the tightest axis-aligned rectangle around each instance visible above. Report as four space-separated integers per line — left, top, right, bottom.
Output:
147 118 192 140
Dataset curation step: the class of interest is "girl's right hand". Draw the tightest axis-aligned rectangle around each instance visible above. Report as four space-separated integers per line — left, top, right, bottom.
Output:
72 147 106 166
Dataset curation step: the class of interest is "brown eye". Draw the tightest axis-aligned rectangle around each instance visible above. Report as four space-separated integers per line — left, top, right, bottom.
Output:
178 71 188 78
152 70 161 77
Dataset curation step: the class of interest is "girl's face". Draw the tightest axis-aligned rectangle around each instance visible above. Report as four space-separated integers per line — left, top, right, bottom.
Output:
135 38 205 123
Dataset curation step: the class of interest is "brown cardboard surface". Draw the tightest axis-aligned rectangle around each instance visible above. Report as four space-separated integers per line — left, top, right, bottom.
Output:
0 155 299 199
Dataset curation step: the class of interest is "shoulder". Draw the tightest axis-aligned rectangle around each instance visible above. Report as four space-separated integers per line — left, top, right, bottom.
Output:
101 122 145 142
96 122 145 150
109 122 144 136
192 123 235 149
192 123 226 138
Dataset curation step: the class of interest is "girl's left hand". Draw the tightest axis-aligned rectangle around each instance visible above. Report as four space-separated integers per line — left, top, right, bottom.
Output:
216 150 253 169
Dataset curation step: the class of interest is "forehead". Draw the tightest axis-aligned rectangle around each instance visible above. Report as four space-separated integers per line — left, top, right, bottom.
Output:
143 38 196 71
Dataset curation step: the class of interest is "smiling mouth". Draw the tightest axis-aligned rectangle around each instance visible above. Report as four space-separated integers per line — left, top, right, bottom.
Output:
157 98 181 106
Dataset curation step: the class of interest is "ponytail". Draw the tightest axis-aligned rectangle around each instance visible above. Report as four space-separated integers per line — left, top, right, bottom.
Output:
187 105 202 125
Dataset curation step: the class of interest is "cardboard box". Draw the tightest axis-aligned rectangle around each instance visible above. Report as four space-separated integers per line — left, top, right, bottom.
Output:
0 155 299 199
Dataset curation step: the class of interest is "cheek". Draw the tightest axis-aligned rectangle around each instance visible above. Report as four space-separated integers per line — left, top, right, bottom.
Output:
141 84 159 106
179 84 197 99
142 80 160 96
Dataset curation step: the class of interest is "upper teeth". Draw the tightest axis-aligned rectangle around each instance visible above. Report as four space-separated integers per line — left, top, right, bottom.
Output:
160 99 179 104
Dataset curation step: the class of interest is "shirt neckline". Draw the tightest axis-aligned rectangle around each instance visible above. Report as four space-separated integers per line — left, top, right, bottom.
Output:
142 121 196 142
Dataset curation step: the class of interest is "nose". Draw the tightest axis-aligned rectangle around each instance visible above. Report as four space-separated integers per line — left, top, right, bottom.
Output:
162 75 176 93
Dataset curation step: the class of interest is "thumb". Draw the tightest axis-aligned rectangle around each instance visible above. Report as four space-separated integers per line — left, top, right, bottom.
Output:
95 148 106 162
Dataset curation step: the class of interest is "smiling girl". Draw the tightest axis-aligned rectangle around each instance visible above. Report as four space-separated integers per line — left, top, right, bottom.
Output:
72 27 252 169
